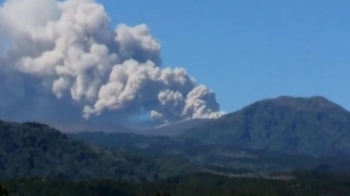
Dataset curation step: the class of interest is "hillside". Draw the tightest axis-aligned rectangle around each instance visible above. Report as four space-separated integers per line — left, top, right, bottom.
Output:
180 96 350 157
72 131 342 173
0 120 194 181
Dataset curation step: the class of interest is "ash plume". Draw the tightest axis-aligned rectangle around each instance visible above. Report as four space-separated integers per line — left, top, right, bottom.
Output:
0 0 225 123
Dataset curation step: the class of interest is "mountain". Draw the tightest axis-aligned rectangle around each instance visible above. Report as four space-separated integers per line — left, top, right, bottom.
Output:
71 96 350 173
0 120 195 181
180 96 350 157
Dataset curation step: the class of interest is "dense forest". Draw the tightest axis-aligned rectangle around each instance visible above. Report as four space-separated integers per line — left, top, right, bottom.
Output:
1 172 350 196
0 121 195 181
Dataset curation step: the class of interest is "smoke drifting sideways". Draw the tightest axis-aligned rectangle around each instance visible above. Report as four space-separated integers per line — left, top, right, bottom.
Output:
0 0 225 128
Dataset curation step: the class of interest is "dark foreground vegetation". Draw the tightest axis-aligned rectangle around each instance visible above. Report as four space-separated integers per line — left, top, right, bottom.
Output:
1 172 350 196
0 121 195 181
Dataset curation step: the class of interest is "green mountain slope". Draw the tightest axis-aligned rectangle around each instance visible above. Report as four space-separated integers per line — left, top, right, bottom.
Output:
0 120 194 181
180 96 350 157
72 130 350 173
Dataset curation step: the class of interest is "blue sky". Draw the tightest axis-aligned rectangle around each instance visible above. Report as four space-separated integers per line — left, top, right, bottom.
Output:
97 0 350 112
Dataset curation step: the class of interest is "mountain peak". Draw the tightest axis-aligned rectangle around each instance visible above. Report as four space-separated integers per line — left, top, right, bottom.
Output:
249 95 345 112
274 95 331 103
182 95 350 157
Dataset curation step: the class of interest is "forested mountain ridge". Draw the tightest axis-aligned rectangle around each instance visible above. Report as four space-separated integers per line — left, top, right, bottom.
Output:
180 96 350 157
0 120 194 181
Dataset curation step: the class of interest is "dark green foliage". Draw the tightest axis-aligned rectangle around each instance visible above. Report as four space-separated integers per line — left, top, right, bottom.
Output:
0 120 194 181
2 172 350 196
0 183 9 196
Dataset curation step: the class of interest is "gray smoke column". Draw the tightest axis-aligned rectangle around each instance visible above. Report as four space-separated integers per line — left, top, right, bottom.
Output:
0 0 225 123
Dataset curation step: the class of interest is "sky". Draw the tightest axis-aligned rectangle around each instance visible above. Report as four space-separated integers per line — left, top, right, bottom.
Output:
0 0 349 130
97 0 350 112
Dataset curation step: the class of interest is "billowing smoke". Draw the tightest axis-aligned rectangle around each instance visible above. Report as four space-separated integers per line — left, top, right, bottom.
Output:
0 0 225 123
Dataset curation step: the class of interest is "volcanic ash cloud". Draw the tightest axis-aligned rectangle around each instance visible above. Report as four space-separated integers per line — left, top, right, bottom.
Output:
0 0 225 122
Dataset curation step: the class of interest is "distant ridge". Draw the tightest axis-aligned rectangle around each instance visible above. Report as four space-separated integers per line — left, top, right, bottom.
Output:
134 119 211 136
54 118 211 136
246 96 347 112
50 121 134 133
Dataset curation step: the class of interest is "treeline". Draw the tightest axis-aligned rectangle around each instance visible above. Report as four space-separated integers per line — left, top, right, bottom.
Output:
1 171 350 196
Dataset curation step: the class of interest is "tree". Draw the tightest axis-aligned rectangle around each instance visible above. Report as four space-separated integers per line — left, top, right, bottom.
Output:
0 183 9 196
